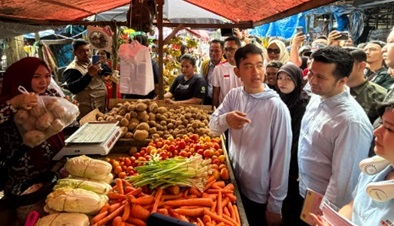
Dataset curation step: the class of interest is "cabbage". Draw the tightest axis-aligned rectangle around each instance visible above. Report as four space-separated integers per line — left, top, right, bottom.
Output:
54 178 112 195
65 155 112 180
46 187 108 214
35 213 89 226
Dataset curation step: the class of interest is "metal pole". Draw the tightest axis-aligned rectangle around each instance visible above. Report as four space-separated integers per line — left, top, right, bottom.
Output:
156 0 164 99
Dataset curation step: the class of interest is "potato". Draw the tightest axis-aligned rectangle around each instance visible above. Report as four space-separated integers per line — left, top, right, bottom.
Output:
148 120 157 127
167 123 174 129
149 102 159 113
137 111 148 120
136 122 149 131
127 104 136 112
148 113 156 121
134 130 149 141
36 113 53 130
135 103 148 112
160 120 167 126
128 122 138 131
157 107 167 114
148 127 157 134
118 108 127 116
124 113 131 121
120 126 128 137
130 111 138 118
120 118 129 127
130 118 139 124
124 132 133 139
152 133 160 139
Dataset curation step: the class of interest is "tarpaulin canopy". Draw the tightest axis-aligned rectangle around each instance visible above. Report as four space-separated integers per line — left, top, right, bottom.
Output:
0 0 336 26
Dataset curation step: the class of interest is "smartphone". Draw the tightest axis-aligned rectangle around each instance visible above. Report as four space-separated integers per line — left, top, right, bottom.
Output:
92 55 100 64
296 26 304 34
337 32 349 40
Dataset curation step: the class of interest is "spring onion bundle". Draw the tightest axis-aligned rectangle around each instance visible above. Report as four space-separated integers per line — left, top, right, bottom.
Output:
127 155 212 191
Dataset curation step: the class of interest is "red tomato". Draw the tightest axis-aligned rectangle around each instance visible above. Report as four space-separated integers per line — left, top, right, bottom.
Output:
178 140 186 149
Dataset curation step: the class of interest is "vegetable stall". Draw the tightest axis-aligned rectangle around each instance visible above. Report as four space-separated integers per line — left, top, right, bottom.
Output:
35 99 248 226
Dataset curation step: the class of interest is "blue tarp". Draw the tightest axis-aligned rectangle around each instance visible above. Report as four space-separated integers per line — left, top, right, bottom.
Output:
249 4 364 42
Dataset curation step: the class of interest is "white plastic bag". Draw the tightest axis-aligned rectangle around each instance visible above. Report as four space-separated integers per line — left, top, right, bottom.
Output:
14 86 80 147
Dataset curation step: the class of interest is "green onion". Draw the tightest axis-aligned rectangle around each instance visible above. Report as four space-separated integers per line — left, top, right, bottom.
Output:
126 155 212 191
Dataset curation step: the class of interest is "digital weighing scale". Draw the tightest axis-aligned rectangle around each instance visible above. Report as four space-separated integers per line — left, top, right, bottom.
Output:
53 122 122 160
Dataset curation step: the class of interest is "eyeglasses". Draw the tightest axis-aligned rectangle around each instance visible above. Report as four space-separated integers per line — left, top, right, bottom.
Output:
267 48 280 54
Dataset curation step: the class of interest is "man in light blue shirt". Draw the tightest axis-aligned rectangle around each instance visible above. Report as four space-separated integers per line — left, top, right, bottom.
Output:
298 46 373 212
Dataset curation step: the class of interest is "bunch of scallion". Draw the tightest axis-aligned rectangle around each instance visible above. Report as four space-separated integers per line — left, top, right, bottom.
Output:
126 155 212 192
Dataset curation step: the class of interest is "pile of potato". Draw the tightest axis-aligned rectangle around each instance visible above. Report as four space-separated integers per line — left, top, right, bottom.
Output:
95 100 214 141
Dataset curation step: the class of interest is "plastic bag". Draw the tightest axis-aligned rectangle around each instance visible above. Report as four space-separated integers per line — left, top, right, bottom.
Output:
14 86 80 148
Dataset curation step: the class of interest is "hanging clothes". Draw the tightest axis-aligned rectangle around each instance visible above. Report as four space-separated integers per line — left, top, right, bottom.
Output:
118 40 154 96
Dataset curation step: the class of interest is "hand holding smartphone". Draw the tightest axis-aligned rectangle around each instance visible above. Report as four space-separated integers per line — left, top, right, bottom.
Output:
296 26 304 34
92 55 100 64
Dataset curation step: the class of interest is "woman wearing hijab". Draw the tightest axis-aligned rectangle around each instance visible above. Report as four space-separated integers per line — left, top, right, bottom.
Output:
0 57 65 224
276 63 309 226
267 39 290 64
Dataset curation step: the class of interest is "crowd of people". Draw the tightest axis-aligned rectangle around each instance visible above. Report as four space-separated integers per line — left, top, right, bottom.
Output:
0 25 394 226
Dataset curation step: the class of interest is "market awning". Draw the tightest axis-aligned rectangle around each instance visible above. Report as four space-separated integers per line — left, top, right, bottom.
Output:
0 0 336 27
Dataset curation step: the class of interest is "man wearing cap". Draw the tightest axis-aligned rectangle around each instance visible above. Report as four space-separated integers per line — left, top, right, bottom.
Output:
364 40 394 90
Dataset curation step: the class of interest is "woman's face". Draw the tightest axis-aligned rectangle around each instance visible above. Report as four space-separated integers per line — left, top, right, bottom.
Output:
265 67 279 86
267 43 280 61
98 50 108 62
181 59 195 78
277 72 295 94
374 108 394 165
31 65 51 94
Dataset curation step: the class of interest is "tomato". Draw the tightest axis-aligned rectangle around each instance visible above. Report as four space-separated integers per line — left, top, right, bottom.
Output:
218 155 226 163
156 141 163 148
114 165 123 174
168 145 176 153
203 149 213 158
160 152 168 160
197 149 204 156
178 140 186 149
118 172 127 179
212 158 221 166
190 134 199 141
179 150 188 158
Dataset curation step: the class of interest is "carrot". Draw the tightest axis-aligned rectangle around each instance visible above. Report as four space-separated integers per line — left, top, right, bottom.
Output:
233 204 240 224
122 202 131 221
91 210 108 224
151 187 163 213
203 214 211 224
223 183 234 191
204 179 216 191
207 175 216 183
167 185 180 195
216 223 225 226
203 209 236 226
116 178 124 195
197 217 204 226
127 217 146 226
113 216 123 226
212 181 225 189
162 193 184 200
179 205 206 209
223 214 239 226
184 188 189 197
109 202 122 213
130 204 150 221
223 206 230 216
202 193 218 201
221 197 230 208
225 193 237 202
99 203 110 214
168 209 189 222
189 187 202 197
227 202 235 220
174 208 205 217
217 191 222 217
211 201 217 212
122 179 133 187
108 192 126 200
165 198 214 207
131 196 155 205
158 208 168 215
95 204 126 226
126 187 142 197
206 189 234 194
124 186 134 193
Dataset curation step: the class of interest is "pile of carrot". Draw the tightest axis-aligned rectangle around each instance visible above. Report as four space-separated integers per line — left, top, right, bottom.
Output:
91 176 241 226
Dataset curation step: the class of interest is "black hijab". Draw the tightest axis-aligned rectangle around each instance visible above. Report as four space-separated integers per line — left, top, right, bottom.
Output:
277 63 304 111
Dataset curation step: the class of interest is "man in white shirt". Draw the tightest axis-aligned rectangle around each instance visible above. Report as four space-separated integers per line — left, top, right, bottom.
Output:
212 36 243 108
